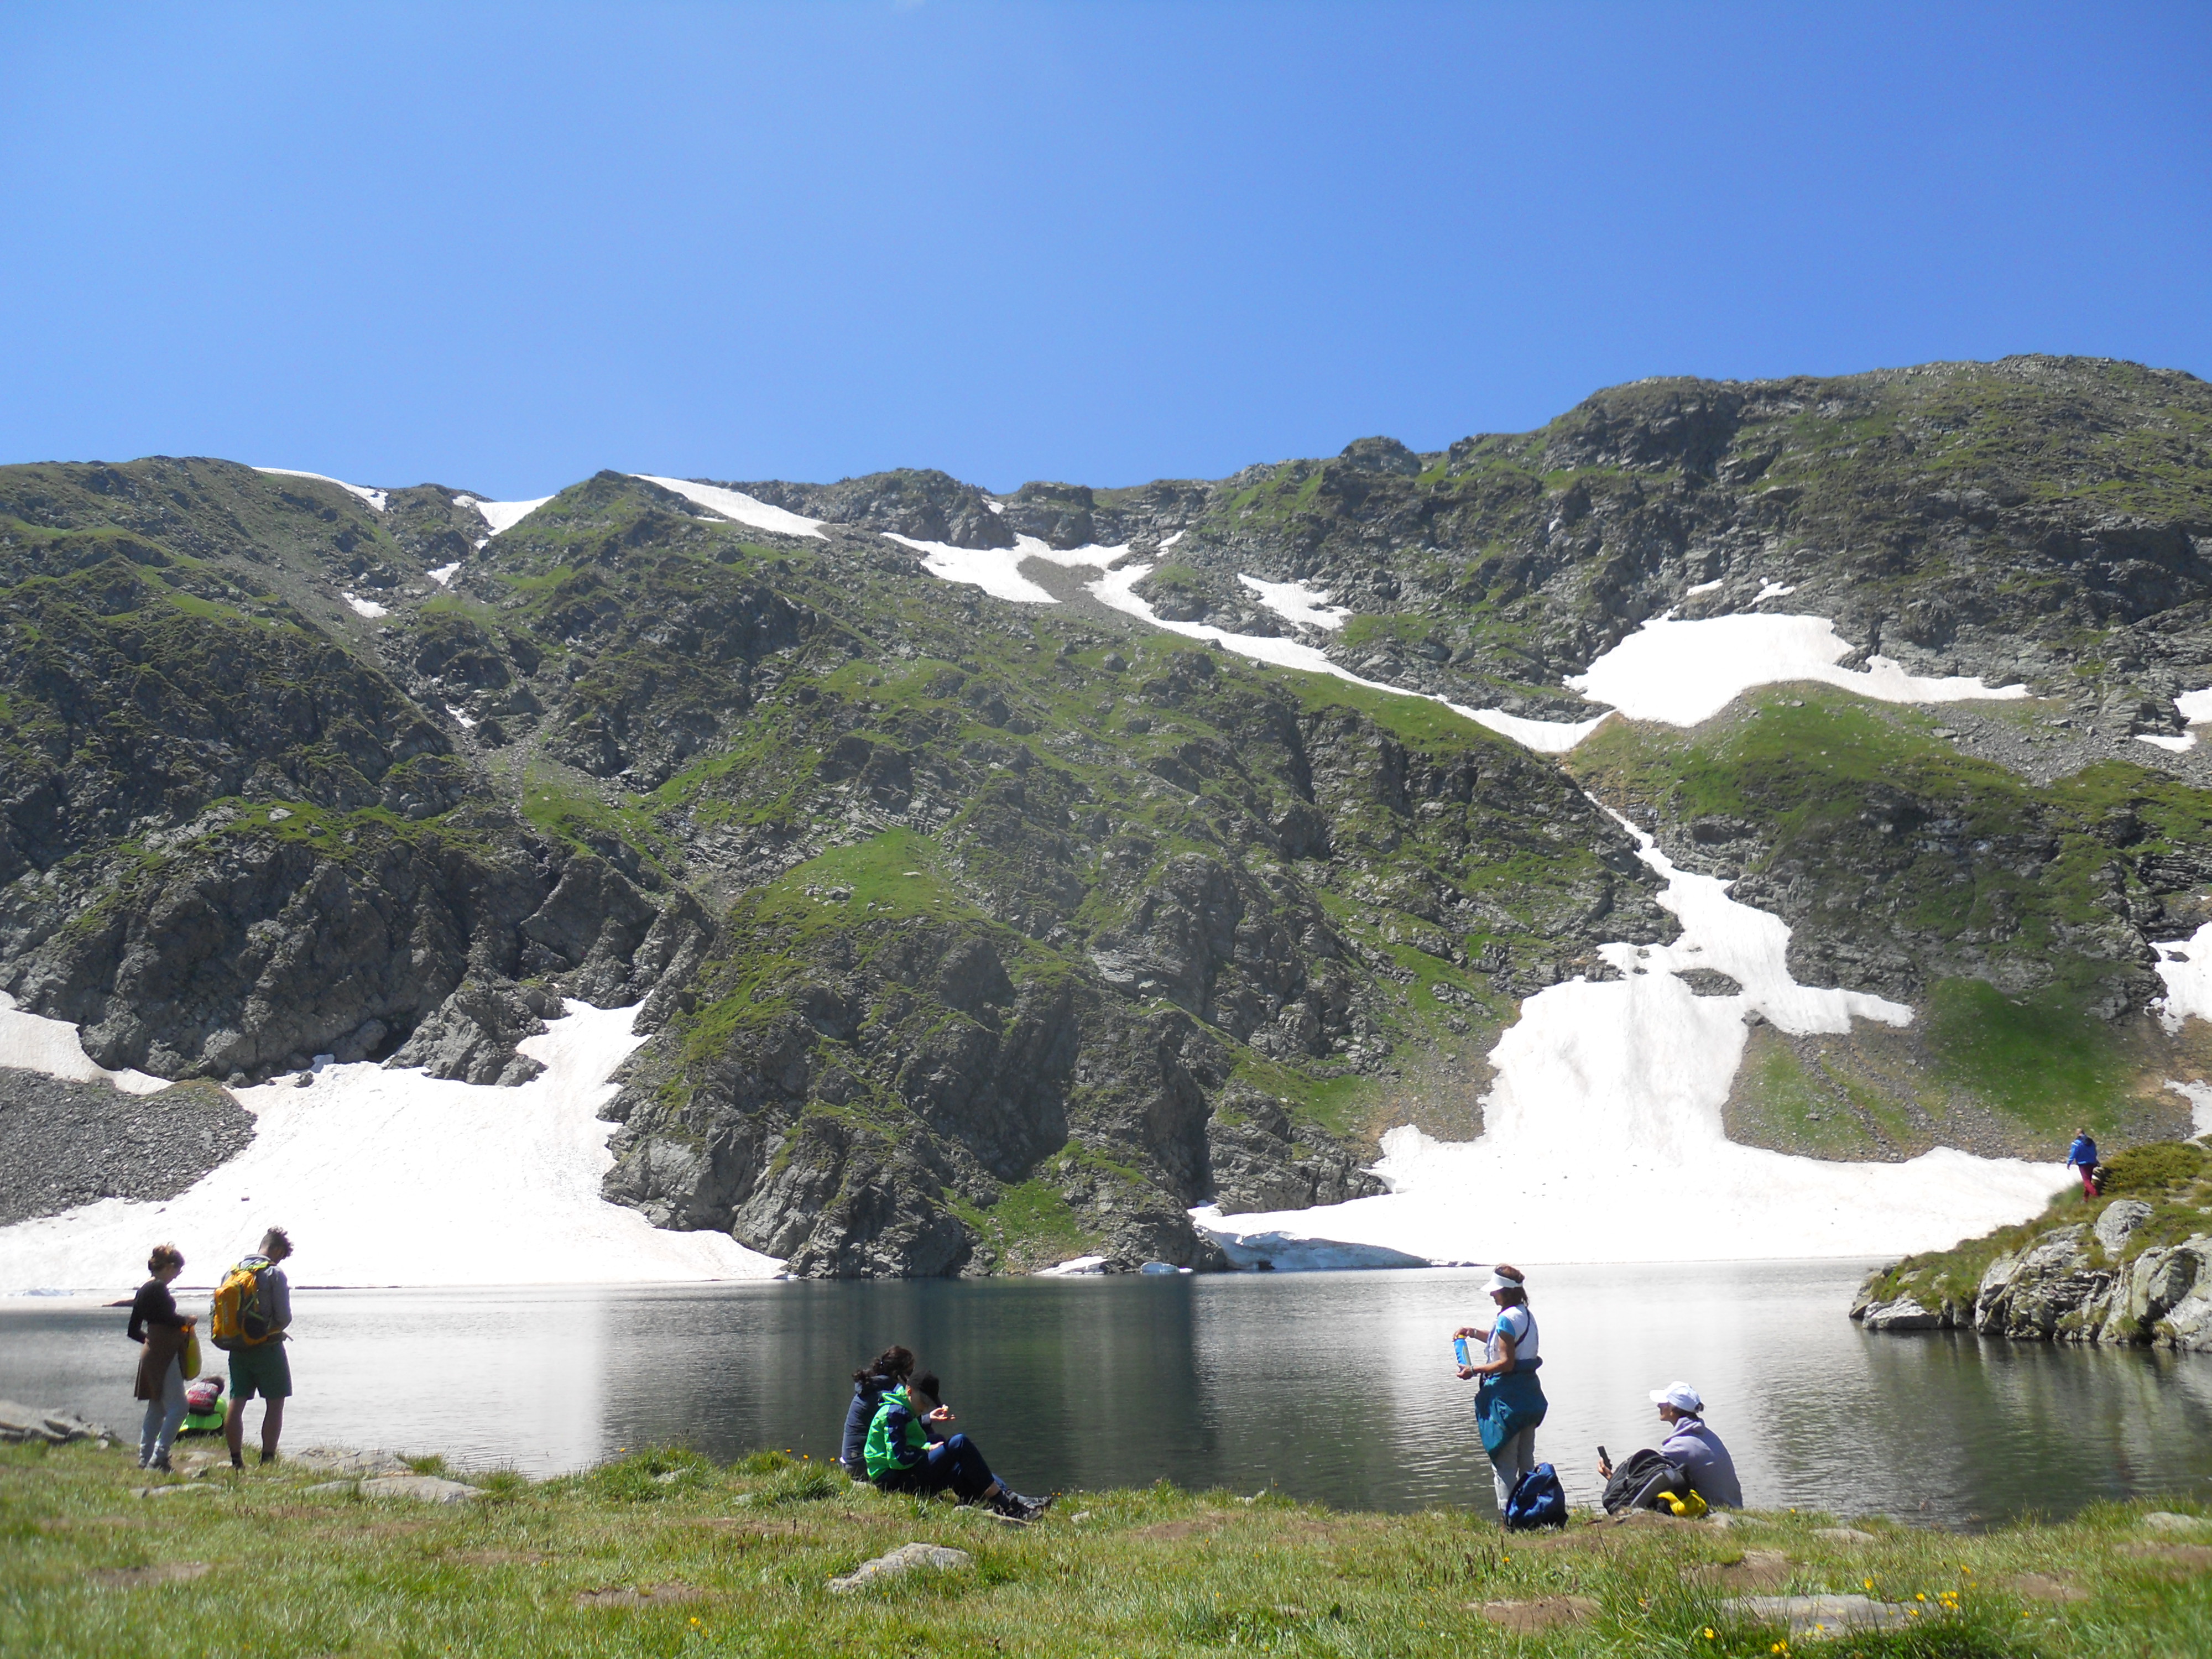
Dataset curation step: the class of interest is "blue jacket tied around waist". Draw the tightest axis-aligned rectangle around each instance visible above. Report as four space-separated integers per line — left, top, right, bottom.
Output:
1475 1357 1547 1453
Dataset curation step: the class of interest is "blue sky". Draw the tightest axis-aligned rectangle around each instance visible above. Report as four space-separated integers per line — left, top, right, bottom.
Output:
2 3 2206 497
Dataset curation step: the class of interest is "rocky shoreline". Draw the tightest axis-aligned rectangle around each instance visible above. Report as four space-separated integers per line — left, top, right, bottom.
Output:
1850 1140 2212 1350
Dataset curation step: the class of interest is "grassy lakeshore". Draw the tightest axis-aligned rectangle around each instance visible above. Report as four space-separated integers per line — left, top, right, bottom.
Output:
4 1442 2210 1656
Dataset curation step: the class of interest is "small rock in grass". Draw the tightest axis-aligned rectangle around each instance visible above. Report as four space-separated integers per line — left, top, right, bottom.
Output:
1688 1549 1793 1592
131 1483 216 1500
1726 1594 1912 1637
1811 1525 1878 1542
828 1542 972 1592
2007 1574 2088 1603
86 1562 210 1588
576 1583 711 1608
1473 1597 1599 1632
2142 1511 2209 1532
357 1475 482 1504
284 1447 411 1478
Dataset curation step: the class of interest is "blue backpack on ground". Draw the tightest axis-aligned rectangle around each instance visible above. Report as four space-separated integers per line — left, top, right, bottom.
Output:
1504 1463 1567 1530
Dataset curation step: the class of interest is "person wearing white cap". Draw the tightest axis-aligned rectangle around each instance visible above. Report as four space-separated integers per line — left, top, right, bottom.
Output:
1597 1381 1743 1509
1453 1264 1547 1515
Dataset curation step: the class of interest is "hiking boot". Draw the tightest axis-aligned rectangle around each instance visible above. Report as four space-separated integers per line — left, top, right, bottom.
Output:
150 1454 173 1473
1018 1493 1056 1521
229 1452 245 1470
257 1450 279 1467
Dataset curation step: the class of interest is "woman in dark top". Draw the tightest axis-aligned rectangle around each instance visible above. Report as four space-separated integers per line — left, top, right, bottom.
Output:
129 1243 193 1472
840 1345 914 1479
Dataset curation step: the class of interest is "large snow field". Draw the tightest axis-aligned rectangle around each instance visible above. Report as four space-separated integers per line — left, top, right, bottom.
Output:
634 476 827 540
0 1002 782 1295
255 468 387 513
1562 613 2029 727
1192 821 2069 1269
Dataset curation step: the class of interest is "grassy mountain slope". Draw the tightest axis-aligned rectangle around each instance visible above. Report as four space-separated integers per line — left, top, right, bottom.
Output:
5 356 2212 1272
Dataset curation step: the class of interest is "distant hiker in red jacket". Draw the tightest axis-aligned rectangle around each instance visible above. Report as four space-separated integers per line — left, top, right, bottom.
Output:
2067 1129 2100 1198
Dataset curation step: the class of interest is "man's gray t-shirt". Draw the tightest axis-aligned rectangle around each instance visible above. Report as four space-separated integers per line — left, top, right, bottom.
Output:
1660 1417 1743 1507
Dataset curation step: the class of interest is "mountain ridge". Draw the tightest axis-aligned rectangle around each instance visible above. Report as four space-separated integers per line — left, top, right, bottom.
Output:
4 353 2211 1277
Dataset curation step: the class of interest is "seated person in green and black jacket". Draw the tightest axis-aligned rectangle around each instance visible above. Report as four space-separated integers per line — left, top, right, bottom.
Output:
863 1375 1050 1521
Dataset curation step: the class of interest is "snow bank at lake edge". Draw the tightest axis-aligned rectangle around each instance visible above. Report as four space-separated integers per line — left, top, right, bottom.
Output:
0 1001 783 1293
1193 812 2067 1267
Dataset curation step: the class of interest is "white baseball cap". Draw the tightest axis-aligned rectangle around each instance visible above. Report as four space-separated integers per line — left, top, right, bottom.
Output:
1648 1381 1703 1412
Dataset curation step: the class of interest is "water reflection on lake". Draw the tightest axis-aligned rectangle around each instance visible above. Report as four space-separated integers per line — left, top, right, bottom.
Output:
9 1259 2210 1524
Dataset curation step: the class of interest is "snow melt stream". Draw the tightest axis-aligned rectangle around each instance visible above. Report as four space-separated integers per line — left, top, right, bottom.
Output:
0 1001 782 1293
1192 820 2067 1267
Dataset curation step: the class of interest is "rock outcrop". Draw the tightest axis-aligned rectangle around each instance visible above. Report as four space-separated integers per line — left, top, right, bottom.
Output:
1853 1141 2212 1350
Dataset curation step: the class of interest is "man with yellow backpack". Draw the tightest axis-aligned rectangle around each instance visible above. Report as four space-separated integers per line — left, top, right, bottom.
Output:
210 1227 294 1469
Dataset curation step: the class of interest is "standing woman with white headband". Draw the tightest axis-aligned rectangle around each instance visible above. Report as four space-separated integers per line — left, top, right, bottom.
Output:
1455 1264 1547 1516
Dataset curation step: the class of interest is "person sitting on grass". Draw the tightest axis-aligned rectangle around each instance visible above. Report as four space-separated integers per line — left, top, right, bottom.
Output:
1597 1380 1743 1510
864 1370 1050 1520
841 1345 915 1480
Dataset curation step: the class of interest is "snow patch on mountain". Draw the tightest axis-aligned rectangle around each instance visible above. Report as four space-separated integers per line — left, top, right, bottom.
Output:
1193 818 2064 1267
0 993 166 1096
468 495 553 536
1566 613 2027 727
1238 575 1353 630
0 1001 784 1293
2153 922 2212 1032
257 468 387 513
635 476 826 540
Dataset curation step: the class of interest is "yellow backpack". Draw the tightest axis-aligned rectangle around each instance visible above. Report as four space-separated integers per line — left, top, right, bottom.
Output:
209 1259 276 1350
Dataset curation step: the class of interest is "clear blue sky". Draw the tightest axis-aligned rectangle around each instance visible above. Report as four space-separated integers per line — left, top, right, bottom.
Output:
3 3 2206 498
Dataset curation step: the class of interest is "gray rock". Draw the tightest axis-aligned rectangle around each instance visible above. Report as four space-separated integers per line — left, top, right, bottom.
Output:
356 1474 483 1503
283 1446 413 1477
1811 1526 1879 1542
1725 1594 1912 1637
827 1542 972 1592
2095 1199 2155 1254
0 1401 109 1444
1974 1228 2114 1339
131 1482 216 1499
386 977 558 1086
1859 1295 1944 1332
2142 1511 2210 1532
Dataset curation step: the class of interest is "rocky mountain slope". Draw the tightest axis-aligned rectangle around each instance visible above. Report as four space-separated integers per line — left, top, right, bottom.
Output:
4 354 2212 1275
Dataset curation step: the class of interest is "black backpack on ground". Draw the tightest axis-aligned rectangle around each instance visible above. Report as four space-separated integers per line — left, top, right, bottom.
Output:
1601 1449 1687 1514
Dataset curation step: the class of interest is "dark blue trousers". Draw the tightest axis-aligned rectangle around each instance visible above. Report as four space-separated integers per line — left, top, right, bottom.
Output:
874 1433 996 1501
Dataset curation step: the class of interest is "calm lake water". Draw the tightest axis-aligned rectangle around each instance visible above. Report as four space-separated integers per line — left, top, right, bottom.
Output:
9 1260 2211 1525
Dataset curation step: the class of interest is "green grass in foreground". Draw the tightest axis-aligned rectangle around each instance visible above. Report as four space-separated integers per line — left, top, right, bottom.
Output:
4 1441 2210 1656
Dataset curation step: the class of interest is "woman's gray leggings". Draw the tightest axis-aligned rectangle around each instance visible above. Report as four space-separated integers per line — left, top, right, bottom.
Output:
139 1356 185 1464
1487 1426 1537 1513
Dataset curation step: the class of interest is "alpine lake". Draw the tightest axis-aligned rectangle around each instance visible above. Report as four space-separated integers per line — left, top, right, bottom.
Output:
9 1260 2210 1526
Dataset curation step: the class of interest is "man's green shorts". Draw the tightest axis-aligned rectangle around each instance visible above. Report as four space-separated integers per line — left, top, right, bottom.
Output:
228 1340 292 1401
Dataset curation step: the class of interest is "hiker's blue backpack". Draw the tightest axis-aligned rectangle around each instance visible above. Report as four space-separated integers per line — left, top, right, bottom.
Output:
1504 1463 1567 1530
